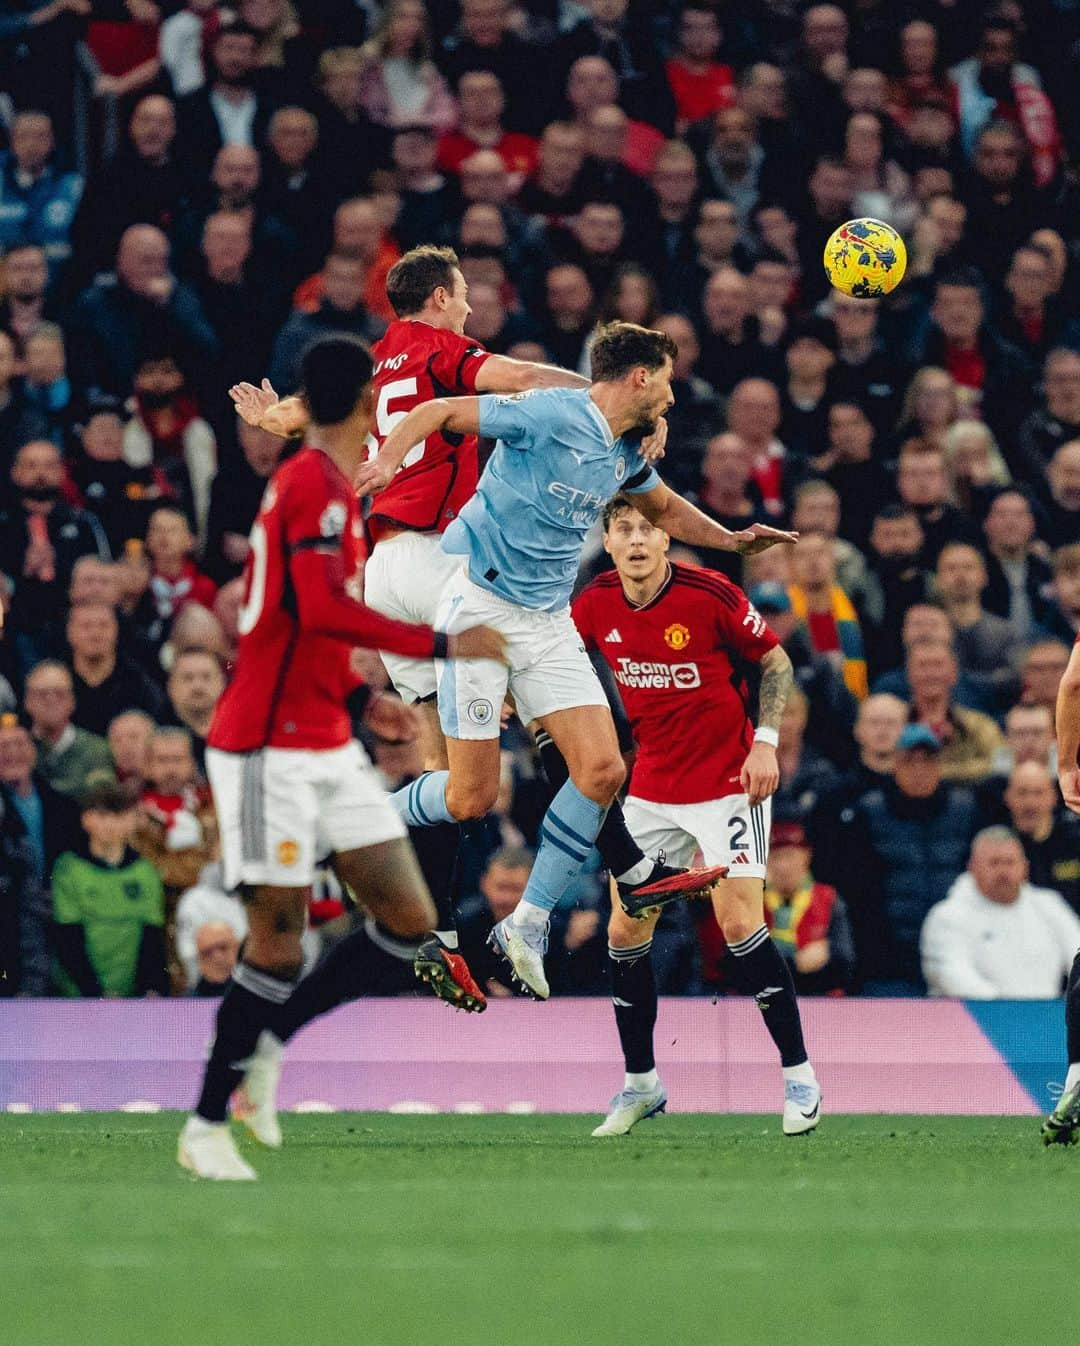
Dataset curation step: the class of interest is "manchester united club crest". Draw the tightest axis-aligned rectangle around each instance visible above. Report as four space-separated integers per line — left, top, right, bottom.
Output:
664 622 691 651
277 840 300 867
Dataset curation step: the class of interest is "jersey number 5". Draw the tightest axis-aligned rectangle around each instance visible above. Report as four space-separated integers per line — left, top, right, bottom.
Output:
364 378 425 470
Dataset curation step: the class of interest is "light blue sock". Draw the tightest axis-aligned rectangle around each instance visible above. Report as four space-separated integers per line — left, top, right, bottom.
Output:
516 780 605 915
391 771 454 827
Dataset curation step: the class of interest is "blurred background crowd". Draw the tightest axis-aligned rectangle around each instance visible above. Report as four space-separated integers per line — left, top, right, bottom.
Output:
0 0 1078 1003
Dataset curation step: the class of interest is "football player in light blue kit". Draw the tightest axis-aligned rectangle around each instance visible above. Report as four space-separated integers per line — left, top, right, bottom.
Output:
356 322 797 997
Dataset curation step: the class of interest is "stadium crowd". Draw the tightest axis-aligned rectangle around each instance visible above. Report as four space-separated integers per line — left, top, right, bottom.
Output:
0 0 1078 1002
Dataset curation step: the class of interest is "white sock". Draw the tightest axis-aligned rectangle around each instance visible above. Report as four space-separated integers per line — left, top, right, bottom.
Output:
1065 1063 1080 1092
510 898 550 930
616 857 655 886
625 1069 659 1093
783 1061 817 1086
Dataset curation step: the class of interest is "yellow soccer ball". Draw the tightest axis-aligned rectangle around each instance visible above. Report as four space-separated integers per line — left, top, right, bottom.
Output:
823 217 907 298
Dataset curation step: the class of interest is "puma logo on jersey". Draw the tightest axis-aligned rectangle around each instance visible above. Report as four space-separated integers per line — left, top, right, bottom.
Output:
604 628 623 643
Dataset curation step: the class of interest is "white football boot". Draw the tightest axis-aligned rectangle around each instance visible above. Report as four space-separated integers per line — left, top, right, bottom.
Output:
487 917 550 999
177 1115 257 1180
782 1077 822 1136
232 1031 284 1148
591 1083 668 1137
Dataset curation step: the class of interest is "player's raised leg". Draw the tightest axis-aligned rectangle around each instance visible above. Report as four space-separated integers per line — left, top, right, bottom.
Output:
488 702 624 999
1043 948 1080 1144
592 889 667 1137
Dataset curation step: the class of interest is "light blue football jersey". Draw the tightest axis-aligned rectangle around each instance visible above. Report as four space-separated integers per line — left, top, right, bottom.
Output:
440 387 660 612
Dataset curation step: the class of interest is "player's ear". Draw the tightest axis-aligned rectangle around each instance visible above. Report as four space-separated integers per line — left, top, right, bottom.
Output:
659 530 670 552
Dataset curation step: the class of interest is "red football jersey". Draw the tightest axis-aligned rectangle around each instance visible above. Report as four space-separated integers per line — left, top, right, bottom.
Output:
572 562 779 805
209 447 441 753
366 319 491 544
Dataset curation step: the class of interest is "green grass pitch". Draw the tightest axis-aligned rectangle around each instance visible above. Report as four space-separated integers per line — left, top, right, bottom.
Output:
3 1112 1080 1346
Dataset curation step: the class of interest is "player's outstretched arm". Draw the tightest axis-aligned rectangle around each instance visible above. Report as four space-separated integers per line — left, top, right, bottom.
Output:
1057 642 1080 814
229 379 309 438
632 480 799 554
474 354 590 394
740 644 793 808
355 396 482 495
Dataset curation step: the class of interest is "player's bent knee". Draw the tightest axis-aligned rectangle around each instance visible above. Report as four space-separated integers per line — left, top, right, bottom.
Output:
576 754 625 804
721 913 763 945
445 781 499 820
608 907 658 946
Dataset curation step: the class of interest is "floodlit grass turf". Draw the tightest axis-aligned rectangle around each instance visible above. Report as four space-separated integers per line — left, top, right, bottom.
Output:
2 1113 1080 1346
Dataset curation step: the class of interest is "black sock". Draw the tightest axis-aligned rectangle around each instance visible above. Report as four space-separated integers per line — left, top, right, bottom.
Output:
1067 950 1080 1064
276 920 419 1043
609 940 657 1074
728 925 808 1069
536 730 645 878
195 962 294 1122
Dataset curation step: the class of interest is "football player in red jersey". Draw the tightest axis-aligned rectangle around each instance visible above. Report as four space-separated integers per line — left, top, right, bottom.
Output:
231 244 590 770
572 494 821 1138
179 336 506 1181
1042 634 1080 1143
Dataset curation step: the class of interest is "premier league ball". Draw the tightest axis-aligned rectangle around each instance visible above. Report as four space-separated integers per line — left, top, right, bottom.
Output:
823 217 907 298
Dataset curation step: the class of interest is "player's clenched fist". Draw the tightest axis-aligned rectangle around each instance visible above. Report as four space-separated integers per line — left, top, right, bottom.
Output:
448 625 509 664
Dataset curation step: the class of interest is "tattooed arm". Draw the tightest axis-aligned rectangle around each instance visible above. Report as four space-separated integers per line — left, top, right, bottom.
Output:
740 645 794 809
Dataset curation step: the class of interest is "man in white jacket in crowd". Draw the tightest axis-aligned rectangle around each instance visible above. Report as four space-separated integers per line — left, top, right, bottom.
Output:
921 826 1080 998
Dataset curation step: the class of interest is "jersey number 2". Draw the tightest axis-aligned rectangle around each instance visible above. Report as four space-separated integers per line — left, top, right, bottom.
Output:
364 378 425 470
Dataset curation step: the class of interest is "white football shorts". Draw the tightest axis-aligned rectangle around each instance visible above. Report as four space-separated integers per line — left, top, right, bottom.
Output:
207 740 405 889
622 793 772 882
434 570 608 740
364 531 465 703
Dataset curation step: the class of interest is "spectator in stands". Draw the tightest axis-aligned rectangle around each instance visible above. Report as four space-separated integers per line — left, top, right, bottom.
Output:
25 661 114 801
963 117 1055 285
133 507 217 654
1004 761 1080 914
905 639 1003 783
763 820 854 995
175 862 248 990
311 46 389 197
779 317 836 465
787 533 868 701
1016 348 1080 487
796 157 856 307
290 194 400 316
664 3 734 133
0 330 47 471
689 432 766 580
107 709 154 791
261 107 335 275
1019 639 1073 717
896 443 979 564
66 602 164 737
838 723 978 993
861 505 931 675
268 252 382 392
1000 703 1057 777
909 267 1032 442
0 110 82 285
0 715 81 891
809 401 892 547
21 323 73 449
165 647 226 759
438 70 537 183
895 365 960 456
515 121 586 223
175 20 276 174
0 439 108 670
204 420 284 584
536 264 595 371
51 780 167 997
724 377 789 518
558 0 674 134
0 244 54 357
887 19 952 131
663 198 741 321
933 542 1022 711
999 244 1079 364
0 764 50 997
357 0 456 133
652 312 721 492
1044 441 1080 549
773 686 840 824
1046 545 1080 644
921 827 1079 998
134 726 218 904
698 269 782 395
70 94 188 285
974 489 1044 640
67 224 219 405
439 0 538 133
188 920 241 996
693 105 769 228
790 481 871 615
941 420 1010 520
